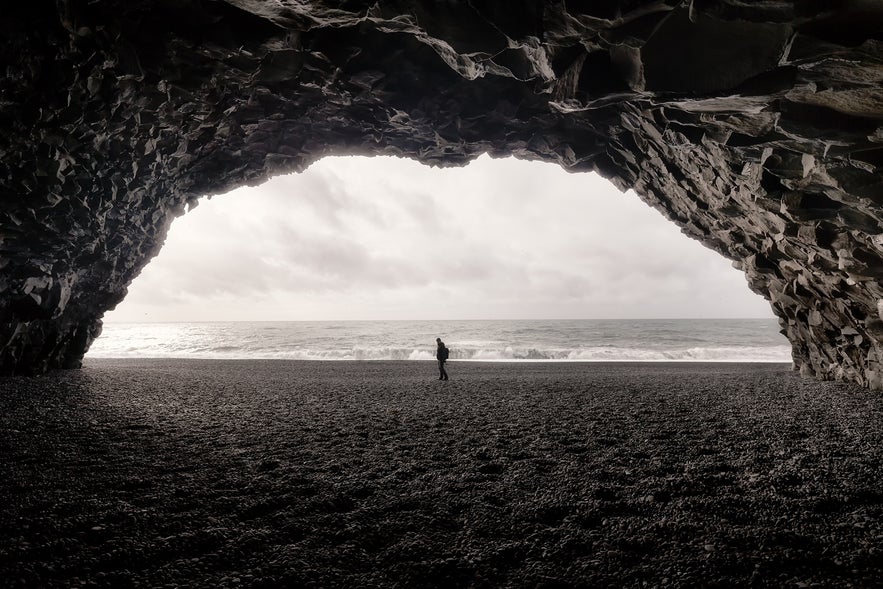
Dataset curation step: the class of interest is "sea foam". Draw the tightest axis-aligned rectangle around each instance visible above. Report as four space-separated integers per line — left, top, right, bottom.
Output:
87 319 792 363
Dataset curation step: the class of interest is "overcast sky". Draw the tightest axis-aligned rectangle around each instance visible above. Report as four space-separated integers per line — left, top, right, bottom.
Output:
103 155 774 322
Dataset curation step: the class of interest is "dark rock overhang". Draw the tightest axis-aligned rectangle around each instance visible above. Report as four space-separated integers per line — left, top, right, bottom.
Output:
1 1 882 386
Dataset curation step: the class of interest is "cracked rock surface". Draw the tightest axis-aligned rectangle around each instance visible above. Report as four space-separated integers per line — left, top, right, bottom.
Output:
1 1 882 385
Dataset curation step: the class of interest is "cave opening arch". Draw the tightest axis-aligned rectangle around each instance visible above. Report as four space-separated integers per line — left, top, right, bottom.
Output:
1 1 882 386
88 154 788 362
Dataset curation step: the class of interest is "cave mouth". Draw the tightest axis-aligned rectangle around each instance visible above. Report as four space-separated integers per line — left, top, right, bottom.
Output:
1 1 882 386
85 154 789 361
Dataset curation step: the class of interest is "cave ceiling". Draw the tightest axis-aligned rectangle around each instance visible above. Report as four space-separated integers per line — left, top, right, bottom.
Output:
1 1 882 386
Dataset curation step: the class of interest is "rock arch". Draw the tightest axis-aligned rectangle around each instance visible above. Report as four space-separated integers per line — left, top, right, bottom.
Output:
1 1 882 386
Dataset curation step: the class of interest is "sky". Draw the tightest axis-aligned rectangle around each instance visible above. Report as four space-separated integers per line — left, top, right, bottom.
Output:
103 155 774 322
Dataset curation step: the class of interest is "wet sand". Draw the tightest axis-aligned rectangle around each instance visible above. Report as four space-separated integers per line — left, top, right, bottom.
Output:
2 360 883 588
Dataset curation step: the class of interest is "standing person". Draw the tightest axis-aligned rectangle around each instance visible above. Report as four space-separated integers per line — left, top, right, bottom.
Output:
436 337 449 381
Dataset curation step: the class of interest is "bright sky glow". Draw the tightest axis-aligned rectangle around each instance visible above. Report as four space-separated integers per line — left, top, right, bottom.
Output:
103 155 774 322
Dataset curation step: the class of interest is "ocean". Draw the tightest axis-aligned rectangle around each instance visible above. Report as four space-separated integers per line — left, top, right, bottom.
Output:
86 319 792 363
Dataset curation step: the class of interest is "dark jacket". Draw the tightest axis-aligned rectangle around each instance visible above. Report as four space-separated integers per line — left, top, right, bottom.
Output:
437 344 449 361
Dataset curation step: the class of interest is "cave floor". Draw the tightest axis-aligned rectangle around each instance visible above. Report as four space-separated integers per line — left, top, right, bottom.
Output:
2 360 882 588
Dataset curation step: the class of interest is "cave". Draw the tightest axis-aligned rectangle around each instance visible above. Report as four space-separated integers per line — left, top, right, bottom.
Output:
1 1 882 387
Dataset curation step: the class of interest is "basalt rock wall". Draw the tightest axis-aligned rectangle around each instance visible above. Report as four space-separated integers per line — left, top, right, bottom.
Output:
1 1 882 385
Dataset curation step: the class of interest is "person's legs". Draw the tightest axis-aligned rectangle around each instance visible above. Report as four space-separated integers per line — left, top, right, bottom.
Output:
441 361 448 380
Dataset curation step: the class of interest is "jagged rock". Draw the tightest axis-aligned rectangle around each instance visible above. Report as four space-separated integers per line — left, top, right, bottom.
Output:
1 1 881 386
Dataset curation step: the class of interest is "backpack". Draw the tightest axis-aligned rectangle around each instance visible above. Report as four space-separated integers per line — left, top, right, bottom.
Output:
442 345 450 361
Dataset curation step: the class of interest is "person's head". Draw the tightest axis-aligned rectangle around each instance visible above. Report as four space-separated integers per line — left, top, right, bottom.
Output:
436 337 442 345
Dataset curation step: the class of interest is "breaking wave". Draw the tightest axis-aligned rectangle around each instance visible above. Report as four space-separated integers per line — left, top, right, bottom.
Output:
88 319 792 364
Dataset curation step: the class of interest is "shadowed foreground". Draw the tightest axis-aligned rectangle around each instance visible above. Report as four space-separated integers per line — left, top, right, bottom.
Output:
2 360 883 588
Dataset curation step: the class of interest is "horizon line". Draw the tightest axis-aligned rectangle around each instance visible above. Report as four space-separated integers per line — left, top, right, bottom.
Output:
101 317 778 324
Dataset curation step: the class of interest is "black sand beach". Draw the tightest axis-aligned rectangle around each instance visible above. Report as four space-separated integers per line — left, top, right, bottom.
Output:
2 360 883 588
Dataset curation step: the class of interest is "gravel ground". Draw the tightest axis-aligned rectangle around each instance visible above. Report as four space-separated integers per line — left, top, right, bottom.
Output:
2 359 883 588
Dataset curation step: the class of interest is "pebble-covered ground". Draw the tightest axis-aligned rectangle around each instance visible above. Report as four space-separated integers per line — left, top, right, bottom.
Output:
2 360 883 588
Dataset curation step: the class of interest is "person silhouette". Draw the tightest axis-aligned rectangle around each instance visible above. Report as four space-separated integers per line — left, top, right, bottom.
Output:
436 337 449 381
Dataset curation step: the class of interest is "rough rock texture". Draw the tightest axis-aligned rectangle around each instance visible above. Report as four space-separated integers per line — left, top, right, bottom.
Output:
1 1 881 384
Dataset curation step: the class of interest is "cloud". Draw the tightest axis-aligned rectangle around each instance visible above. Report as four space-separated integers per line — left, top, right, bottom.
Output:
104 155 773 322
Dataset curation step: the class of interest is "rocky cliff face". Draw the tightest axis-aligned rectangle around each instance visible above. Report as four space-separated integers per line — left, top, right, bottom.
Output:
1 1 881 384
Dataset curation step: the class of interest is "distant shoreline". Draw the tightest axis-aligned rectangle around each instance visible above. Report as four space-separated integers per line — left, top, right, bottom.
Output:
82 357 795 365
